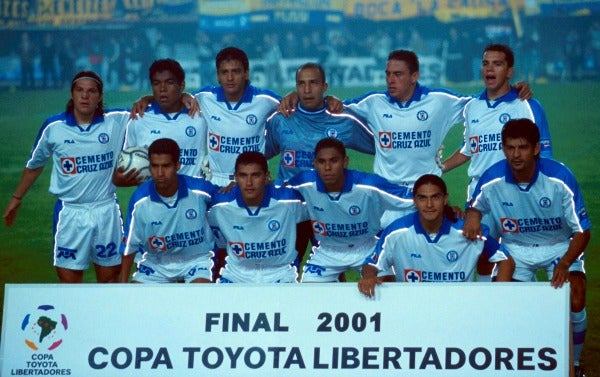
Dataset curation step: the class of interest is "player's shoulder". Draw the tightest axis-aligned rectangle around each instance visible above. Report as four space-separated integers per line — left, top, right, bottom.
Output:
248 85 282 102
538 158 578 183
287 169 318 188
479 160 509 184
181 175 218 196
382 212 417 237
130 180 154 204
269 184 303 201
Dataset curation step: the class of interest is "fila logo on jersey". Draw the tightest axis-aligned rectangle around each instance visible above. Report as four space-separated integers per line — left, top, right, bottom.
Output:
148 236 167 251
229 242 245 258
501 218 519 233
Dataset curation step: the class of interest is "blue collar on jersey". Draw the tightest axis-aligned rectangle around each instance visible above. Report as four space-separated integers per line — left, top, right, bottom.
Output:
215 84 255 106
314 169 354 196
479 87 520 106
413 212 453 242
296 102 327 115
386 83 428 108
503 159 541 192
234 183 274 212
148 174 190 207
65 110 104 130
148 101 189 120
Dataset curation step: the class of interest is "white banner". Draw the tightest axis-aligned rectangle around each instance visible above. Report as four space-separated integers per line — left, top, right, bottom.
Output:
1 283 569 376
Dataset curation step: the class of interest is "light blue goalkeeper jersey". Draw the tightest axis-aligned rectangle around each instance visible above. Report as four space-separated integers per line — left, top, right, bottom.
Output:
265 103 375 182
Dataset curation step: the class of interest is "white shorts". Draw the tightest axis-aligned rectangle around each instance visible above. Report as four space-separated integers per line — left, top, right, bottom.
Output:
301 240 377 282
218 261 298 283
507 242 585 282
133 252 214 283
53 198 123 270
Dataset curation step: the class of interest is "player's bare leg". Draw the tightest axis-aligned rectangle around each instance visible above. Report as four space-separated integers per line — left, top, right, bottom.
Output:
191 277 211 283
56 267 84 283
93 264 121 283
569 271 587 376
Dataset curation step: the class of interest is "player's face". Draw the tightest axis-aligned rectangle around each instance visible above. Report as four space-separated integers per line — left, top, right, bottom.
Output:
71 79 102 121
414 183 448 227
313 147 349 192
296 67 328 111
151 70 185 113
217 59 249 102
385 59 418 102
502 137 540 180
236 163 270 207
150 153 181 196
481 50 513 97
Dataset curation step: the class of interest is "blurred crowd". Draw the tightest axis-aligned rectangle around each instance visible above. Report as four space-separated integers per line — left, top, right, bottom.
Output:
2 15 600 91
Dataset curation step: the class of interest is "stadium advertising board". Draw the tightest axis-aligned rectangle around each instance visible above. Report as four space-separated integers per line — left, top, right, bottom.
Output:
1 283 568 376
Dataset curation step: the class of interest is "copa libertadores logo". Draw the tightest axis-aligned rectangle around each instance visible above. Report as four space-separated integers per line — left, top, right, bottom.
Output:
22 305 68 351
13 304 72 375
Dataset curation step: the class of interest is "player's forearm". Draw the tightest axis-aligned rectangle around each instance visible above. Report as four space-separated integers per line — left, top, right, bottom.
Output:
119 253 135 283
557 230 590 268
13 167 44 199
494 257 515 282
442 151 470 173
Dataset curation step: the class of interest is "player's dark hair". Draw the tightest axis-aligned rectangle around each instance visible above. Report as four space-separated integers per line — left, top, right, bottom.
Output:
66 71 104 116
149 59 185 83
387 50 419 73
314 137 346 158
501 118 540 147
216 46 249 72
296 62 326 83
413 174 457 222
484 44 515 68
148 138 180 164
235 151 268 174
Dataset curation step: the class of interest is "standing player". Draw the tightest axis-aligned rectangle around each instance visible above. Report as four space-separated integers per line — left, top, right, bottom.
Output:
358 174 514 297
279 50 531 226
265 62 374 183
441 44 553 199
132 47 281 188
121 138 218 283
3 71 129 283
440 44 554 281
208 152 308 283
464 119 590 376
287 138 413 282
114 59 207 187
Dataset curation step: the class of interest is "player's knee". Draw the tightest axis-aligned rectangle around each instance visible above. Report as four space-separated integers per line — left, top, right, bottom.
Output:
569 272 586 311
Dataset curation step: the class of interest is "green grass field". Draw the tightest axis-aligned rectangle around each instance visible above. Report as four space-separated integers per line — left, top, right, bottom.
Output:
1 83 599 374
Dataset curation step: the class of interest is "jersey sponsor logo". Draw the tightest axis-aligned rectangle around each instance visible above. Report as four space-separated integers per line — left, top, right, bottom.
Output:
208 133 220 151
378 132 392 149
268 220 281 232
60 157 77 174
469 133 502 154
229 242 245 258
180 148 198 166
446 250 459 263
416 110 428 121
282 150 295 167
325 127 339 138
186 209 198 220
208 133 261 153
98 133 109 144
246 114 258 126
185 126 197 137
499 113 511 124
500 218 519 233
404 269 422 282
311 220 327 236
348 205 361 216
56 247 77 260
539 197 552 208
469 137 479 154
148 236 167 251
